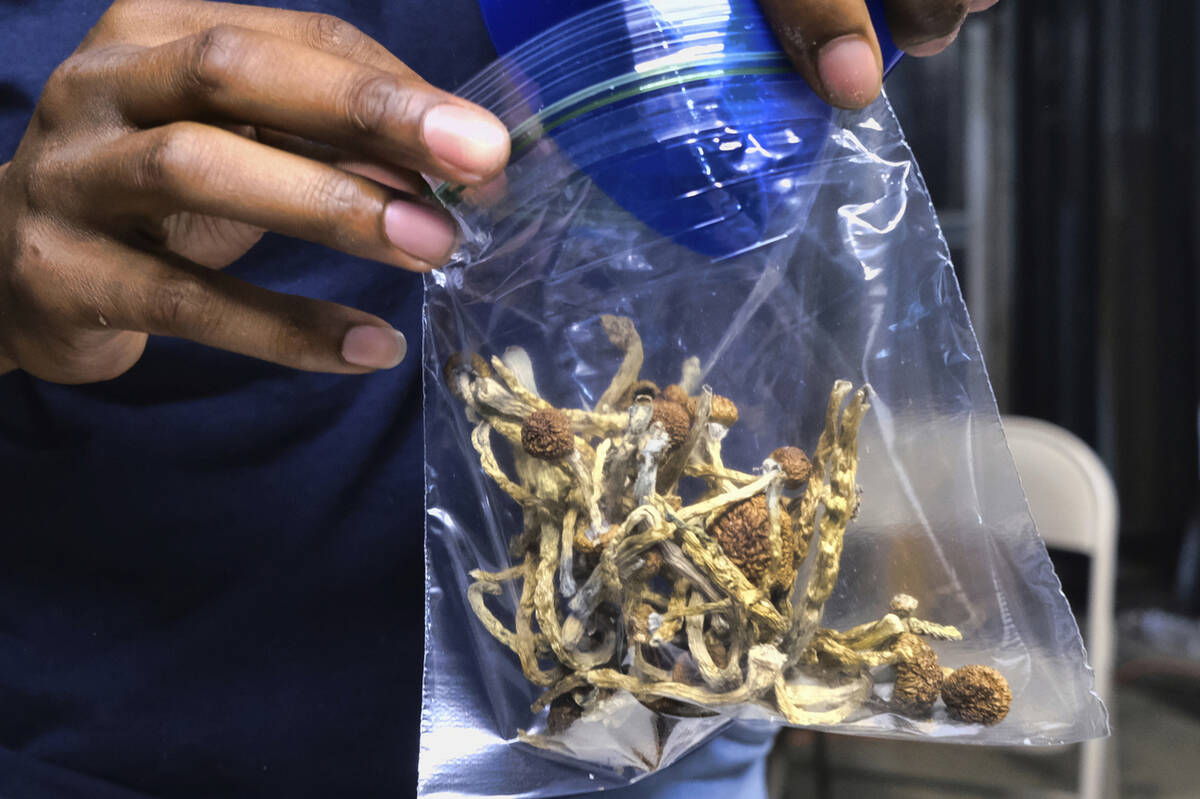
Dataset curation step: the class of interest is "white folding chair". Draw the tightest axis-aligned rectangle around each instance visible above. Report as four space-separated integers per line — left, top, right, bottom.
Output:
1002 416 1119 799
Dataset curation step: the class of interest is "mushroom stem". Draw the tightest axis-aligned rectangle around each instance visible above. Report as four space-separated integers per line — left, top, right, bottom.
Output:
596 315 644 413
656 386 712 494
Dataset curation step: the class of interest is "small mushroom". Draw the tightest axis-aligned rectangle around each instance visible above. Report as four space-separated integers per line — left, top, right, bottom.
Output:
686 394 738 427
546 693 584 734
889 633 942 718
651 399 691 450
521 408 574 460
662 384 690 405
942 665 1012 725
708 495 792 585
618 379 660 408
890 593 919 617
443 352 492 398
770 446 812 488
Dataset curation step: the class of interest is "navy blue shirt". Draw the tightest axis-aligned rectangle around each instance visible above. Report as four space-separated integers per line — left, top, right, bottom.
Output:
0 2 495 797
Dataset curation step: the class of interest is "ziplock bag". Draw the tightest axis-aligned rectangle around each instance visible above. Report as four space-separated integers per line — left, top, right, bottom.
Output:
420 2 1108 796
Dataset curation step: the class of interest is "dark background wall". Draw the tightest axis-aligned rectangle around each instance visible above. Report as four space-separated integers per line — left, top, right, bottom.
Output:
888 0 1199 599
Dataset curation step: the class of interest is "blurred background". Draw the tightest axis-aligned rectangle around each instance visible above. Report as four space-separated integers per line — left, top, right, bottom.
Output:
767 1 1200 797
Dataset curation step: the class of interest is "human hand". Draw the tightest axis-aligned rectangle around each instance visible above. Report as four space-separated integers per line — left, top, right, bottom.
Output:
0 0 509 384
758 0 1000 109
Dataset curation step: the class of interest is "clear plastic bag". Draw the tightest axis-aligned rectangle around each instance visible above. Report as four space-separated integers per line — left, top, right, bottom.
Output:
419 2 1108 796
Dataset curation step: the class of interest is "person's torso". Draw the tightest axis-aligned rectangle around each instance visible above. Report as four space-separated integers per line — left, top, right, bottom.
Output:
0 2 493 797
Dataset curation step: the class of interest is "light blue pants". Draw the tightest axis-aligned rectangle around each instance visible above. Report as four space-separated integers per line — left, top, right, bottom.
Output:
574 722 778 799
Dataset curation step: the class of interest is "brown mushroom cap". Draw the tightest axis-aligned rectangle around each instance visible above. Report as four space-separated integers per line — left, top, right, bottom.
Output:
708 494 794 585
942 665 1012 725
521 408 574 460
547 694 584 734
652 399 692 450
662 384 690 405
890 633 942 718
770 446 812 488
685 394 739 427
618 379 660 409
443 353 491 397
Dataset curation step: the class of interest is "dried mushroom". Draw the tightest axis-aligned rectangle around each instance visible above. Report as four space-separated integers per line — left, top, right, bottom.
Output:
521 408 574 460
890 633 942 717
651 399 691 450
687 394 738 427
942 665 1012 725
770 446 812 488
708 495 794 589
447 316 995 762
662 384 690 405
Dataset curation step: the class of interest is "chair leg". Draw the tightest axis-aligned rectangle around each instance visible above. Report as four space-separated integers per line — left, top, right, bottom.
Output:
1082 527 1117 799
1079 737 1107 799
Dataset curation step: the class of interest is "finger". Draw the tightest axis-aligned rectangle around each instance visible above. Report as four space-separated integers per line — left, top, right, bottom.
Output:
88 122 456 270
107 1 418 78
968 0 1000 11
757 0 883 109
883 0 969 54
97 246 407 374
254 128 429 194
114 26 509 184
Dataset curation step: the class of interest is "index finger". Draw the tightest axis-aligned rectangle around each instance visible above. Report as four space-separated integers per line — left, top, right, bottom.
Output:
113 26 509 184
100 0 418 78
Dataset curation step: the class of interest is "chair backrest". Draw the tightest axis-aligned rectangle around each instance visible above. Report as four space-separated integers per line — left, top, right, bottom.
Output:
1002 416 1118 557
1002 417 1119 799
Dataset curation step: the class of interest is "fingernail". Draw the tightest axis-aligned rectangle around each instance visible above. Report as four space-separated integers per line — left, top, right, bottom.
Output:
384 200 456 264
422 104 510 177
817 36 881 108
342 326 406 369
905 30 959 57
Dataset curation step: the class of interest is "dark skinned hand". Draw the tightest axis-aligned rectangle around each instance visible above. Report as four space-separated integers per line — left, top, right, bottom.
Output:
0 0 997 385
759 0 1000 107
0 0 509 383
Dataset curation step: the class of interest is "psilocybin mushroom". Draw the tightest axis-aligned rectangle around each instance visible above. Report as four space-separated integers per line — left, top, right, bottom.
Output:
889 633 942 718
709 494 784 585
521 408 574 460
770 446 812 488
651 399 691 450
687 394 739 427
941 664 1012 725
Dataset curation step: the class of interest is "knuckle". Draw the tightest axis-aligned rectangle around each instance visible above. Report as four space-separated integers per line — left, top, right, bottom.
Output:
184 25 250 95
38 55 93 124
16 159 55 216
305 172 367 236
303 13 366 59
136 123 208 192
4 224 49 301
143 271 215 335
342 72 410 139
267 309 319 365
